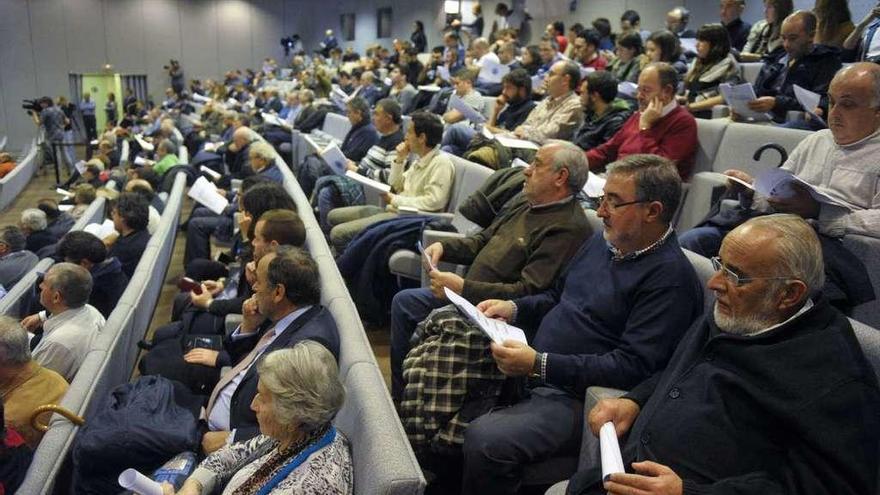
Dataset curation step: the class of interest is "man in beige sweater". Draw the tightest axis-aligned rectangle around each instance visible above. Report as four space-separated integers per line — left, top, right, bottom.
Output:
328 111 455 253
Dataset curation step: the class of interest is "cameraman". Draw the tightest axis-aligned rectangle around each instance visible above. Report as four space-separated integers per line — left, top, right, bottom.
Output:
30 96 71 178
166 60 185 96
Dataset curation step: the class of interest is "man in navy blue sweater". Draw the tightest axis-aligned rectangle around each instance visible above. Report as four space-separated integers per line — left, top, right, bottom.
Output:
461 154 704 495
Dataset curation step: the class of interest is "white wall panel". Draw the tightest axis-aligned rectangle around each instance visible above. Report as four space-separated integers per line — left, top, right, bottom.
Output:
104 0 148 75
28 0 70 100
251 0 285 67
216 0 252 72
63 0 108 72
180 0 220 83
0 0 39 148
141 0 183 99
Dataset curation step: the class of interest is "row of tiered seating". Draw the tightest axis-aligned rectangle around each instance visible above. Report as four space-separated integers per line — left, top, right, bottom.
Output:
0 137 39 211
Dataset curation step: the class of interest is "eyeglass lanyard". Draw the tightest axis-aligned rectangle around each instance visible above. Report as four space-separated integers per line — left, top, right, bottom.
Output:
255 426 337 495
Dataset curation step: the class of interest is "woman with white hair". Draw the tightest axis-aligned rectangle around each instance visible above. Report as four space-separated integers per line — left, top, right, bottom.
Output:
163 341 352 495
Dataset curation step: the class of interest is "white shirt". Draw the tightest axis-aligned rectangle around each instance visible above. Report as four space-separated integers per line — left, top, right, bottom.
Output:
207 306 312 432
32 305 105 382
477 51 500 68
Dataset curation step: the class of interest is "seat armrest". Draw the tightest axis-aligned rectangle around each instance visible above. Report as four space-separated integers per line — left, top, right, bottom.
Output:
711 105 730 119
423 229 466 245
398 208 455 224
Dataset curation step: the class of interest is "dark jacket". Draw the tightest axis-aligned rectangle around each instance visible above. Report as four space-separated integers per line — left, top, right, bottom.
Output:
411 30 428 53
89 257 128 317
341 121 380 164
754 44 842 122
573 99 633 152
229 305 339 442
45 213 76 240
569 297 880 495
109 229 150 278
0 250 39 288
726 18 752 52
26 230 58 255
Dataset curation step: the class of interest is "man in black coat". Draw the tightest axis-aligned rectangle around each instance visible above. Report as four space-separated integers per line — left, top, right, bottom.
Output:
570 214 880 495
56 231 128 318
199 246 340 454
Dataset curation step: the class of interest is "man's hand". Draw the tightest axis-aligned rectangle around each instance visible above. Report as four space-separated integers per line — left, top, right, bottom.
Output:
723 169 755 195
190 285 214 309
381 192 395 204
604 461 683 495
240 296 264 334
747 96 776 113
767 182 821 218
203 280 224 296
238 212 252 238
201 431 230 455
184 348 219 367
639 97 664 130
490 340 537 376
588 397 641 437
346 159 358 172
494 94 508 113
21 314 43 332
513 126 527 138
245 261 257 286
395 140 410 159
476 299 515 321
424 242 443 267
428 270 465 298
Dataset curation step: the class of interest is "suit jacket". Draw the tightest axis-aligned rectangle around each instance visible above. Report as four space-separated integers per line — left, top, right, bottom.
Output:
228 305 339 442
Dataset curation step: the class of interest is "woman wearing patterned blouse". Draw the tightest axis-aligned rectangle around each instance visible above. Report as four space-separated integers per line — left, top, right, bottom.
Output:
162 342 352 495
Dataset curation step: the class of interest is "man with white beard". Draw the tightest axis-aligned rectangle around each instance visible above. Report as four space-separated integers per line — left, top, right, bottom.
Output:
569 214 880 495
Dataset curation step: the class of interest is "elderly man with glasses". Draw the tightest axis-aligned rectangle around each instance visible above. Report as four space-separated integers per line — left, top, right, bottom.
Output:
459 154 704 495
568 214 880 495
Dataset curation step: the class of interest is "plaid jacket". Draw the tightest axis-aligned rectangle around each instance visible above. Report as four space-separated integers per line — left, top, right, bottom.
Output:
400 305 506 455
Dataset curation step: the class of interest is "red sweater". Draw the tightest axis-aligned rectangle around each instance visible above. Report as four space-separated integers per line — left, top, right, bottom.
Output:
586 105 698 180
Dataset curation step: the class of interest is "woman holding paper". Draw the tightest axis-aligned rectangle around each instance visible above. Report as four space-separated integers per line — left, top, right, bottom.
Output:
160 343 352 495
680 24 742 118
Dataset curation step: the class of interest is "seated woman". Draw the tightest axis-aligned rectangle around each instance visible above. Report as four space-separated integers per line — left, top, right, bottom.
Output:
680 23 742 119
163 342 352 495
642 30 688 75
607 33 643 83
739 0 793 61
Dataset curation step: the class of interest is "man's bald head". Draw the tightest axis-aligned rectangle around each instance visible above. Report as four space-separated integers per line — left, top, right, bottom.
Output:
780 11 816 59
827 62 880 145
232 126 254 148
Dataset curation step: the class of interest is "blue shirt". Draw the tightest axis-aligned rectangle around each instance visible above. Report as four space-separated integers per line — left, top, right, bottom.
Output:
79 100 96 116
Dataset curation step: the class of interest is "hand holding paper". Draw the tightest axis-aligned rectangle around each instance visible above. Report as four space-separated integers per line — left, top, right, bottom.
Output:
599 422 625 481
118 468 164 495
187 176 230 215
445 288 528 345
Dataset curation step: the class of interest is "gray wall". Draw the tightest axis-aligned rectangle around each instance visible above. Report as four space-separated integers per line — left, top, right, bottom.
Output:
2 0 877 149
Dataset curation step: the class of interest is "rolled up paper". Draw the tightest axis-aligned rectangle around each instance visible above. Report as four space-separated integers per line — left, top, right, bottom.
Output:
118 468 164 495
599 422 625 481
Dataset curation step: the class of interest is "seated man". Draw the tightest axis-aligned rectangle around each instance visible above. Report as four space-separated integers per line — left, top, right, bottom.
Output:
22 263 105 382
338 97 380 164
442 69 536 157
0 316 68 449
390 141 593 400
570 214 880 495
587 62 698 180
573 71 633 152
574 29 609 71
747 10 841 127
442 67 487 125
148 139 180 177
460 154 704 494
0 226 38 288
474 41 522 96
314 99 405 232
125 178 162 234
107 192 151 278
20 208 56 254
512 60 583 144
199 246 340 453
681 62 880 308
56 231 128 318
328 111 455 253
388 65 418 115
38 199 75 240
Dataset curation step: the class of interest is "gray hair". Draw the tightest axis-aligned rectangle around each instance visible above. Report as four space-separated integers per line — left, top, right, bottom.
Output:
158 139 177 156
299 89 315 104
47 262 93 308
832 62 880 108
0 225 26 252
21 208 47 232
544 140 590 195
606 154 682 224
0 316 30 366
257 341 345 433
346 96 371 119
736 214 825 294
249 141 276 163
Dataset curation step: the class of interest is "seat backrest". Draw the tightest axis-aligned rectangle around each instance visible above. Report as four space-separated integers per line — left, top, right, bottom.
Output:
683 248 716 313
448 156 494 232
322 112 352 142
741 63 763 84
711 123 811 177
694 119 729 175
850 318 880 386
481 96 497 119
844 234 880 328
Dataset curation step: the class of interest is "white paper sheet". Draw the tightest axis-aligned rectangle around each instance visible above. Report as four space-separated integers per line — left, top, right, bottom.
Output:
448 94 486 124
118 468 163 495
418 241 436 271
345 170 392 193
58 204 74 211
203 142 221 153
187 176 229 215
56 188 73 197
444 287 528 345
617 82 638 98
530 74 545 91
134 134 154 151
417 85 443 93
753 168 857 210
437 66 451 82
191 93 212 103
321 143 348 176
599 422 625 481
719 83 772 121
495 134 540 150
83 219 117 240
479 60 511 84
261 112 289 128
580 67 596 80
133 156 151 167
511 158 530 168
200 165 222 181
582 172 606 198
74 160 87 175
679 38 698 54
792 84 826 126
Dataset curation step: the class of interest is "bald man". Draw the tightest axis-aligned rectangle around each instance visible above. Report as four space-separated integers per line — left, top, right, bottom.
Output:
748 10 842 124
682 62 880 306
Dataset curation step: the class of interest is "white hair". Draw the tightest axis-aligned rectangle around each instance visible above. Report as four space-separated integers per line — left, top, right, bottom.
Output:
21 208 47 232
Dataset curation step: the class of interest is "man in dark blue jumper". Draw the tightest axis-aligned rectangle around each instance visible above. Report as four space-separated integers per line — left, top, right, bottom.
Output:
461 154 704 495
572 214 880 495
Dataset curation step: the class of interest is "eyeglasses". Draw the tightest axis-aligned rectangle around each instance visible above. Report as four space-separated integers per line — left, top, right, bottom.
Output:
710 257 793 287
596 195 649 212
